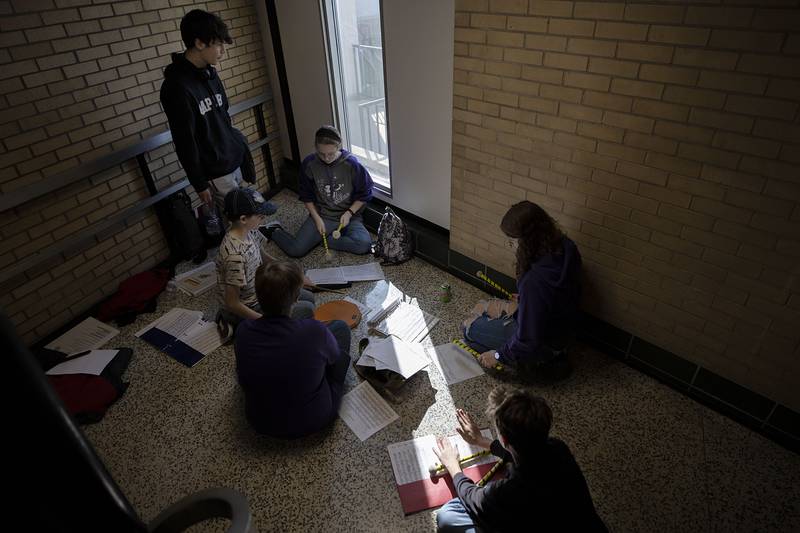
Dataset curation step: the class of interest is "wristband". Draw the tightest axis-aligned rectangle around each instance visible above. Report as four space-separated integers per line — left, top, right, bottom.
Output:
347 207 356 216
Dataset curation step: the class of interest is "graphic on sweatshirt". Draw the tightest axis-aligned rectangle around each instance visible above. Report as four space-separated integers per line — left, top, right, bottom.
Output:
324 182 348 206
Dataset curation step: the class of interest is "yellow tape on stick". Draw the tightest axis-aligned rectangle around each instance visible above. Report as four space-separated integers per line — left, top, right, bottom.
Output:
453 339 503 372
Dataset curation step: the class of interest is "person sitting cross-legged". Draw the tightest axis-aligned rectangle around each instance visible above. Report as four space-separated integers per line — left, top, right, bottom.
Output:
263 125 373 257
215 188 314 338
464 200 582 381
434 386 607 533
234 260 351 438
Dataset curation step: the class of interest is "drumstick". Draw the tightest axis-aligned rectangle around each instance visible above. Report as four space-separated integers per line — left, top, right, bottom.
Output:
476 270 513 299
477 458 505 487
332 223 343 239
322 232 332 259
307 283 346 295
429 449 491 476
453 339 503 371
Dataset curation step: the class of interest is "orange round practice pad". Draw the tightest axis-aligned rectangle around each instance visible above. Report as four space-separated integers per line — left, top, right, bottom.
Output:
313 300 362 328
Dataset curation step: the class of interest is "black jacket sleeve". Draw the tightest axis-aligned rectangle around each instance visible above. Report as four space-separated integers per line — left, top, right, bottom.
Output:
161 84 208 193
451 440 512 526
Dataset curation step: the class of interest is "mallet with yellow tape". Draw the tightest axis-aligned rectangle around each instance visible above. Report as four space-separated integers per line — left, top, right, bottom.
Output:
322 231 332 260
332 223 344 239
453 339 503 371
476 270 513 300
428 449 491 476
477 458 505 487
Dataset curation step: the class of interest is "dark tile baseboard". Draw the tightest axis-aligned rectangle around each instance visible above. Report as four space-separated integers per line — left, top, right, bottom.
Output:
361 201 800 454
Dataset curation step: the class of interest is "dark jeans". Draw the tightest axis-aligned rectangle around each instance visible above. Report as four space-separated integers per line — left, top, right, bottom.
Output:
221 288 316 334
463 313 571 381
271 215 372 257
326 319 351 413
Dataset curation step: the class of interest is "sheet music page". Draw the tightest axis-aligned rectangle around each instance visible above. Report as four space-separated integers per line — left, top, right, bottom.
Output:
46 350 119 376
135 308 202 338
45 317 119 355
181 321 223 355
363 336 430 379
388 429 495 486
306 267 347 285
340 262 385 282
338 381 399 441
387 435 437 485
174 262 216 296
344 296 372 318
428 343 485 385
372 301 440 344
355 353 377 368
365 281 404 325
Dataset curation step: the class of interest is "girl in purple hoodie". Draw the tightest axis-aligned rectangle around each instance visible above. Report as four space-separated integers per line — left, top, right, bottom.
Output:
465 201 582 379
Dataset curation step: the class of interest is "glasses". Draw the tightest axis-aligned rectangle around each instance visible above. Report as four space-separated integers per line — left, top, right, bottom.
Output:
316 147 341 162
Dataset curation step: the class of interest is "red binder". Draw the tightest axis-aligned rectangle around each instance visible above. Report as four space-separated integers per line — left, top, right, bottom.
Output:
395 461 499 515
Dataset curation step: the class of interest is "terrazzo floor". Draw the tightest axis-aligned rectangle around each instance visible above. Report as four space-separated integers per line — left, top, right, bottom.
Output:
83 189 800 532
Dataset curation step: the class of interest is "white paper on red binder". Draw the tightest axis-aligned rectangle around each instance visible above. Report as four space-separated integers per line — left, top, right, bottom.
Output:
387 429 498 515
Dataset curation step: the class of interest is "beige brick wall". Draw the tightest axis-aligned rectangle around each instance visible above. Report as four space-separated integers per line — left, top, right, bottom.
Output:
0 0 283 345
452 0 800 410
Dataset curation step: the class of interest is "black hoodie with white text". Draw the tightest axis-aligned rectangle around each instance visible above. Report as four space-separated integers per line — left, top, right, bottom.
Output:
160 53 245 194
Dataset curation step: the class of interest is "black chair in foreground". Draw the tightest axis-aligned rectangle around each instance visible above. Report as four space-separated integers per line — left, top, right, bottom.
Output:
3 312 254 532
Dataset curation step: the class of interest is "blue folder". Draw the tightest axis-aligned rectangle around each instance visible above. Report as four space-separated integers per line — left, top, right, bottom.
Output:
140 327 206 368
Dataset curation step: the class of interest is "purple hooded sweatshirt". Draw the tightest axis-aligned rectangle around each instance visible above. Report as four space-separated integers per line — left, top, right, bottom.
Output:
498 236 582 364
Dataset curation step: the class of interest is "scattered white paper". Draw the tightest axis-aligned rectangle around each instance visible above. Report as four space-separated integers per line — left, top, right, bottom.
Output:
344 296 372 318
355 353 377 368
45 317 119 355
340 262 385 282
173 262 216 296
428 343 485 385
338 381 399 441
387 429 494 485
182 321 224 355
363 335 430 379
135 308 222 356
371 301 440 344
365 281 404 325
135 308 202 338
306 266 348 285
46 350 119 376
306 262 385 285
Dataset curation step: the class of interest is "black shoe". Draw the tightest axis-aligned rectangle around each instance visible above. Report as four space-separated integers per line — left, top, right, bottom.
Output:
259 220 284 241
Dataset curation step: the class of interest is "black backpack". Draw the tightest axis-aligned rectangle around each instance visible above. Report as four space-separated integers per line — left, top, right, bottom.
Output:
374 206 414 265
156 190 206 264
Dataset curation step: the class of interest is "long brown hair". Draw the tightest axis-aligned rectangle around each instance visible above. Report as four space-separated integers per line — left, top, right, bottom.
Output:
500 201 563 278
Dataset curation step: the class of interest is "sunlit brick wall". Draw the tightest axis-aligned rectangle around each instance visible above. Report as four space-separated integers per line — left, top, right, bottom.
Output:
450 0 800 409
0 0 282 344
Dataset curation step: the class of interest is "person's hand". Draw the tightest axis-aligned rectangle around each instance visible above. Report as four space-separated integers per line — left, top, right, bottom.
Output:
433 436 462 476
339 210 352 229
455 409 492 449
479 350 497 368
510 293 519 303
199 189 213 206
313 215 326 235
303 275 314 288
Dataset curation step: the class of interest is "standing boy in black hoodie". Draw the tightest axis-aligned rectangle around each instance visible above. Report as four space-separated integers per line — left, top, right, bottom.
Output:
160 9 276 220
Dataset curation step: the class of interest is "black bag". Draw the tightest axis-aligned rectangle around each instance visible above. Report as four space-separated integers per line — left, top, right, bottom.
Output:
40 348 133 425
198 204 225 247
373 206 414 265
352 338 406 403
156 190 206 264
234 129 256 184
